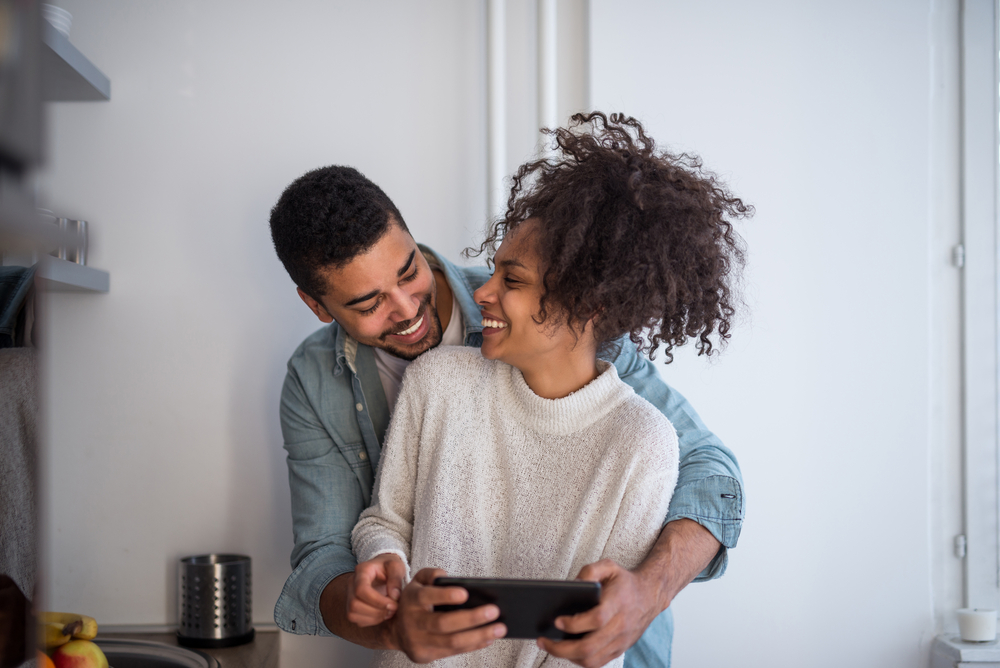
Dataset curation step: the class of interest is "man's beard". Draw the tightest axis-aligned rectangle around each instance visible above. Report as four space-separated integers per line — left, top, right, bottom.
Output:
377 295 444 361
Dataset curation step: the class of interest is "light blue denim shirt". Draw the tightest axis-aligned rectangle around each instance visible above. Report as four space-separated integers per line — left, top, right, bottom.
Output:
273 246 744 668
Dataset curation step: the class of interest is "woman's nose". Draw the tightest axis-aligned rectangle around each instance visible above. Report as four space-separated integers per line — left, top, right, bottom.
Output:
473 282 495 305
474 270 504 305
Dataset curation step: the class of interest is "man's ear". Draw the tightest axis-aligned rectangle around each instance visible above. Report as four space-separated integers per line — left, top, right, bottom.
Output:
297 288 335 324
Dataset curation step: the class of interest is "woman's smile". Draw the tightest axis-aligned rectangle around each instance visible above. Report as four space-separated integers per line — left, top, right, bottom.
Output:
472 224 550 364
472 220 599 400
481 313 508 331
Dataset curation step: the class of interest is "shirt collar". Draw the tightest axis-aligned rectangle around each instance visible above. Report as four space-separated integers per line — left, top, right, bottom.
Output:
332 323 357 376
417 244 484 340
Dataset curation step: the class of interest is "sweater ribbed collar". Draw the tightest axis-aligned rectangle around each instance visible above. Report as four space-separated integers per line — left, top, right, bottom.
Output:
498 359 634 436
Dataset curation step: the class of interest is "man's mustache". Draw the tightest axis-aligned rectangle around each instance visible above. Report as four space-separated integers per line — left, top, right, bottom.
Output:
380 295 432 339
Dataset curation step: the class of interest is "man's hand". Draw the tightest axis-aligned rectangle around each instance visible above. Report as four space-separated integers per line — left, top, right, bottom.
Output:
348 554 408 627
387 567 507 663
538 519 722 667
536 559 658 668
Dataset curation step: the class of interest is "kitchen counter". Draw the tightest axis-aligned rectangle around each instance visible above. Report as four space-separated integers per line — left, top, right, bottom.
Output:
931 634 1000 667
99 629 279 668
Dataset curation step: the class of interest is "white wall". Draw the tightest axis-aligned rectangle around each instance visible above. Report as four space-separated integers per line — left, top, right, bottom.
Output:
37 1 964 667
589 1 962 666
37 1 489 664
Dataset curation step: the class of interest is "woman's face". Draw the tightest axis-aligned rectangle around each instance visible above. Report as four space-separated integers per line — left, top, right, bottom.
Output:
473 220 588 372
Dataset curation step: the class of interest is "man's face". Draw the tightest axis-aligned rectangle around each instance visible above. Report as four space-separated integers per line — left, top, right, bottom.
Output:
299 222 444 360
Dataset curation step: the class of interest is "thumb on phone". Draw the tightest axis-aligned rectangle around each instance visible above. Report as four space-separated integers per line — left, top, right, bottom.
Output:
575 558 618 585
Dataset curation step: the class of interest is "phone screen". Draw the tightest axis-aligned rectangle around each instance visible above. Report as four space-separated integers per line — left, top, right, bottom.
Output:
432 577 601 640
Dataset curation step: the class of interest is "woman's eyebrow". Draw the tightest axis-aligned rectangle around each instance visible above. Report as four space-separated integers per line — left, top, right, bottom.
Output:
498 258 526 270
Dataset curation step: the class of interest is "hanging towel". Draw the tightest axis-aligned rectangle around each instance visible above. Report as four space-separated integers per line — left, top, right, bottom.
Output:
0 347 37 604
0 267 35 349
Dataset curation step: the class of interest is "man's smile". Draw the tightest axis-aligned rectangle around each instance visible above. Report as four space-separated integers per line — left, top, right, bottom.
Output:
395 314 424 337
384 303 433 346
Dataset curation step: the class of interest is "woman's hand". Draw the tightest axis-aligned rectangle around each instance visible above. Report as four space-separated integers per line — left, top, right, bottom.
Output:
387 568 506 663
347 554 408 627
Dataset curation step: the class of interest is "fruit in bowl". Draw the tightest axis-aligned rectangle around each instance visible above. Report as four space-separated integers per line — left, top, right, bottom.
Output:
51 639 108 668
39 612 98 647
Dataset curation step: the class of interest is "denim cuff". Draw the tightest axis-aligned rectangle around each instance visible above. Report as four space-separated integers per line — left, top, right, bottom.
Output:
274 546 356 636
664 475 743 544
664 474 743 582
693 543 729 582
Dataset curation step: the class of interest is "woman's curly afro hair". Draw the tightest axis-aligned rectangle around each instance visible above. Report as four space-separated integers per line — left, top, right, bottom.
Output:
470 112 752 362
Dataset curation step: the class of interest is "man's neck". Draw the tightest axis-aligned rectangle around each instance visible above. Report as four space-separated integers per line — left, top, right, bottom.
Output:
432 269 454 332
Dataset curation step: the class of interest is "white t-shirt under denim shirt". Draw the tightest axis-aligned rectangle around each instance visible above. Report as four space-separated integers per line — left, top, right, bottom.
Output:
374 292 463 414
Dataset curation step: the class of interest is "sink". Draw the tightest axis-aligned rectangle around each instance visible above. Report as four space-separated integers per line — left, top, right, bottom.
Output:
94 639 219 668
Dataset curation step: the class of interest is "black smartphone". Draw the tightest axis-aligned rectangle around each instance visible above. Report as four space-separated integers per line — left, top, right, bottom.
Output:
432 577 601 640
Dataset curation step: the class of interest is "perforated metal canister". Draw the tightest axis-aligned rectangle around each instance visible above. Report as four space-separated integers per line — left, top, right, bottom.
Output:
177 554 254 648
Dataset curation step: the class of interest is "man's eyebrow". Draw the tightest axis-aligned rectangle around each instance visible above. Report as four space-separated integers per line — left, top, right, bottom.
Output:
344 289 379 307
343 250 418 307
397 250 416 277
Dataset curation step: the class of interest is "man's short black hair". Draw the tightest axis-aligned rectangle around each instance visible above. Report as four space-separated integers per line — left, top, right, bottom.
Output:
269 165 408 300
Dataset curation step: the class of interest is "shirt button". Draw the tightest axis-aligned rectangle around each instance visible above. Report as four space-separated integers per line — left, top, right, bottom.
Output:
355 403 363 411
358 451 367 461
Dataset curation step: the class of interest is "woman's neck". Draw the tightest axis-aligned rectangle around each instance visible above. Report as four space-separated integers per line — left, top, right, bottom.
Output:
517 346 600 399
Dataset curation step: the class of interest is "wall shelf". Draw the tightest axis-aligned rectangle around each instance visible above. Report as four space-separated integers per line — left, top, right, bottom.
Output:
41 22 111 102
36 20 111 292
36 257 109 293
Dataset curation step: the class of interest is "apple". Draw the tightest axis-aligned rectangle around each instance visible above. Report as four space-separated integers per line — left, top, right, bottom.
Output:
51 640 108 668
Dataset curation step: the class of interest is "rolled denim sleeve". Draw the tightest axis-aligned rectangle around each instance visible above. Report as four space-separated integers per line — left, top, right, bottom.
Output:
609 340 745 582
273 365 365 636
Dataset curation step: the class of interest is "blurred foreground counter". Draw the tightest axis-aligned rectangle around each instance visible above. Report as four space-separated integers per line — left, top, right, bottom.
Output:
99 628 279 668
931 634 1000 667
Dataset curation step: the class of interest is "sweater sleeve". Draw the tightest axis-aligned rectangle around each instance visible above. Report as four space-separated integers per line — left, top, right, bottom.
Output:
350 367 425 578
600 415 680 570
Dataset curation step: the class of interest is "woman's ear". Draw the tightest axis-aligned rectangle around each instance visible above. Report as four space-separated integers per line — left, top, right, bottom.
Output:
567 311 601 351
579 308 605 344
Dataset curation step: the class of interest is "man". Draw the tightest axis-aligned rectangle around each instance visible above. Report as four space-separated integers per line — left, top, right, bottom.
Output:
270 165 744 667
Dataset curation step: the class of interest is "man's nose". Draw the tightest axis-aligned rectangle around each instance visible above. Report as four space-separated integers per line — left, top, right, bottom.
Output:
389 288 420 321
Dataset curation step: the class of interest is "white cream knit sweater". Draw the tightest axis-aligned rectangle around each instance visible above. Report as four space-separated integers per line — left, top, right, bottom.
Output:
352 346 679 668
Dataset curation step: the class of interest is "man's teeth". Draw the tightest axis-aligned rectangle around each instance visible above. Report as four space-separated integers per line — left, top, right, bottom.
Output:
482 318 507 329
397 315 423 336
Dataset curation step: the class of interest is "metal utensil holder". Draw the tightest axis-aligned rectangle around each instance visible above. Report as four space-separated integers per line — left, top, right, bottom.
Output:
177 554 254 648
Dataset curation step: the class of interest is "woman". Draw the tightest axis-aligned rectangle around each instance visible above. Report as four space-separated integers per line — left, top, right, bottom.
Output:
349 112 749 668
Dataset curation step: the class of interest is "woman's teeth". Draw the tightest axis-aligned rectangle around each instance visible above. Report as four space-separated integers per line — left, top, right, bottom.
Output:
397 315 424 336
482 318 507 329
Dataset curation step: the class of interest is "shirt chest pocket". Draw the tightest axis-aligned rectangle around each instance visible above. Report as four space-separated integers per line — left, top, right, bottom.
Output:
340 441 376 504
285 440 376 509
340 441 373 472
